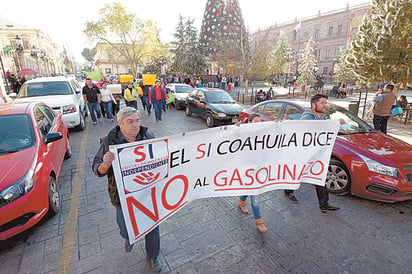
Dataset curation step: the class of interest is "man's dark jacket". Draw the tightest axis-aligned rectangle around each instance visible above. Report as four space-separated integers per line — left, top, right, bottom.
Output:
92 125 155 206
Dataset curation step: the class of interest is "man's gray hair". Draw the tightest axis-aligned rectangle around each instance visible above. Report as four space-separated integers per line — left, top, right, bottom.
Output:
117 107 140 124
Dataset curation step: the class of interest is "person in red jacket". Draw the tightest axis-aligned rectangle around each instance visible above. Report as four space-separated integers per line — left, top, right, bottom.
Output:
149 81 167 121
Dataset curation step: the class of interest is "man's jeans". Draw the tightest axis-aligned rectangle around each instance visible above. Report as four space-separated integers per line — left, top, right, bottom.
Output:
142 96 152 114
239 195 261 219
87 102 101 122
126 100 138 109
101 101 113 119
153 100 163 121
116 206 160 260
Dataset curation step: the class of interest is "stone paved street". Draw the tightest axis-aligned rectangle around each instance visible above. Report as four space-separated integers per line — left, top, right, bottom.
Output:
1 100 412 273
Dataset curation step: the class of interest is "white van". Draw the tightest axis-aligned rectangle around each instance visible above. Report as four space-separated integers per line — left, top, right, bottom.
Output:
16 77 86 130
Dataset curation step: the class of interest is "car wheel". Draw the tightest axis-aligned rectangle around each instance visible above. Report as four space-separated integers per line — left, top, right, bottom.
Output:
64 135 72 159
326 158 351 195
75 111 86 131
48 177 61 216
185 105 192 116
206 113 215 127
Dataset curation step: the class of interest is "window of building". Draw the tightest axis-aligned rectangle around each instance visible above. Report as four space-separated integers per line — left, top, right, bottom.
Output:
326 50 330 59
338 24 343 34
315 29 320 39
352 27 358 34
323 67 328 75
105 68 111 74
335 48 340 57
303 32 308 39
328 26 334 36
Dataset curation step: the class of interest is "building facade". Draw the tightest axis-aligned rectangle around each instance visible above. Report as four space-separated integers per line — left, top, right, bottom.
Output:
0 19 64 78
250 3 370 82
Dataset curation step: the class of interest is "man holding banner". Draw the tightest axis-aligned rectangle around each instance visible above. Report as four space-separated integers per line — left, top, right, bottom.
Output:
92 107 162 272
284 94 341 213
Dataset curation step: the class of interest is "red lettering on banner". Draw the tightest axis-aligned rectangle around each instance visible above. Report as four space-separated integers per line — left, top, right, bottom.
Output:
126 187 159 236
229 169 243 186
196 143 206 159
161 175 189 210
134 146 146 162
244 169 255 185
256 167 268 184
310 161 324 175
214 170 227 186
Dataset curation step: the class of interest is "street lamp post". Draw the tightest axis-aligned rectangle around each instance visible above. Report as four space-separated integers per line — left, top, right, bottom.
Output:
15 35 25 72
31 45 40 75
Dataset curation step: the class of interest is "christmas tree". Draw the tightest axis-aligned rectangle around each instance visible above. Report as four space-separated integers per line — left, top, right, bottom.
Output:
297 37 317 87
199 0 248 61
346 0 412 89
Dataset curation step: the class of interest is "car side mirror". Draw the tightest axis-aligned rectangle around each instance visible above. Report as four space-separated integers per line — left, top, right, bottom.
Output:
45 132 63 144
75 88 81 94
8 92 17 99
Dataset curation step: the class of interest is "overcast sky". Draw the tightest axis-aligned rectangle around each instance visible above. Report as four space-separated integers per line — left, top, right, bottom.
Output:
1 0 370 62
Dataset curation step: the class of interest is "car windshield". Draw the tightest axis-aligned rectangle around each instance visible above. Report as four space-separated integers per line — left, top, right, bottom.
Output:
18 81 73 97
175 85 193 93
324 107 375 135
205 91 235 103
0 114 35 155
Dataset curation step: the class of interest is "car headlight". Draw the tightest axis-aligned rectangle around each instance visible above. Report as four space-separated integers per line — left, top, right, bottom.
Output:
218 113 227 118
0 169 35 208
63 104 76 114
356 153 398 177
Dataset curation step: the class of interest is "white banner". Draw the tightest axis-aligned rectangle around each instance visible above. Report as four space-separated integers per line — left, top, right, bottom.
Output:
111 120 340 244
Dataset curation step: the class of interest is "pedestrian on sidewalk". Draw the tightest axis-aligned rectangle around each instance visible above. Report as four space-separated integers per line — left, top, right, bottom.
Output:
284 94 340 213
373 84 396 133
82 78 102 125
124 82 138 109
236 114 268 233
92 107 162 272
149 81 167 121
100 83 116 122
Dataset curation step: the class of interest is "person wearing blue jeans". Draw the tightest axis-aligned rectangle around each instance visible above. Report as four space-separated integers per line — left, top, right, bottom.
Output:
236 114 267 233
149 81 166 121
87 102 102 124
115 206 160 262
92 107 162 272
83 78 102 125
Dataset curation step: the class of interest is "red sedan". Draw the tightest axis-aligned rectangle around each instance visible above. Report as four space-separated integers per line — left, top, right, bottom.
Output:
0 102 71 240
240 99 412 203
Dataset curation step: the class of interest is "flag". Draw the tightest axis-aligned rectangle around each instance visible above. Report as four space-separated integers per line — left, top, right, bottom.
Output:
86 70 103 80
294 21 301 32
3 45 12 53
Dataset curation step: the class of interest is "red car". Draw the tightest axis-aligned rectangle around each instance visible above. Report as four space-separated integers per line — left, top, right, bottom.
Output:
240 99 412 202
0 102 71 240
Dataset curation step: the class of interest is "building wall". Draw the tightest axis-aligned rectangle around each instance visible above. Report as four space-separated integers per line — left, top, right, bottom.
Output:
0 25 63 76
250 3 370 82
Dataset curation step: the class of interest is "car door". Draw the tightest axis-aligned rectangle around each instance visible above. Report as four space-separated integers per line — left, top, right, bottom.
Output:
187 90 199 114
197 91 208 118
35 105 65 170
255 102 284 121
70 80 84 113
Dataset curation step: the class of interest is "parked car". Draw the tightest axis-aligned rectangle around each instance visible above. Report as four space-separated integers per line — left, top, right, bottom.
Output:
165 83 193 110
15 76 86 131
185 88 244 127
0 102 71 240
239 99 412 202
